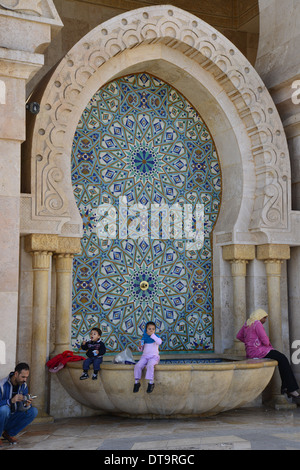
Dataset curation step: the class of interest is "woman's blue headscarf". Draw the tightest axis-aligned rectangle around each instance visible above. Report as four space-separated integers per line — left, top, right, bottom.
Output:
142 323 160 343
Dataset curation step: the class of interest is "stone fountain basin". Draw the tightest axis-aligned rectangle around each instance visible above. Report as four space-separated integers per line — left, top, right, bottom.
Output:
57 358 277 418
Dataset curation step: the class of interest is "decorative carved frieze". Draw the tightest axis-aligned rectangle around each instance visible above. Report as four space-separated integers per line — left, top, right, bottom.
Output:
222 244 256 261
29 5 291 237
24 233 81 254
256 244 290 261
24 233 58 253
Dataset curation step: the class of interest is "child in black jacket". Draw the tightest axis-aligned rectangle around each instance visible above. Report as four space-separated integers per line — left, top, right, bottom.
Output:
80 328 106 380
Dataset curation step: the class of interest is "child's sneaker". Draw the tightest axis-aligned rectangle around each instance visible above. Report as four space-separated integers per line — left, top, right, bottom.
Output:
133 382 141 393
80 372 89 380
92 373 98 380
146 383 155 393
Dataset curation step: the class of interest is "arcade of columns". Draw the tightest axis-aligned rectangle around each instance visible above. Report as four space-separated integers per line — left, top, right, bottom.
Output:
23 234 80 419
20 238 293 419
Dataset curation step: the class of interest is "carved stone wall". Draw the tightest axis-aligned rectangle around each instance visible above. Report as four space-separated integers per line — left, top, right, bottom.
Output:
0 0 63 376
23 5 295 244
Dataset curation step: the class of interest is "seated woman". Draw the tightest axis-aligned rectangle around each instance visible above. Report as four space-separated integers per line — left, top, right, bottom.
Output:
236 309 300 400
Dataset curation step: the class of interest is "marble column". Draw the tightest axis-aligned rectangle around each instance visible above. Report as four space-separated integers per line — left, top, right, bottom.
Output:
264 260 284 351
257 244 295 409
30 250 52 419
25 235 81 419
52 237 81 356
25 234 58 421
222 245 255 355
53 254 74 355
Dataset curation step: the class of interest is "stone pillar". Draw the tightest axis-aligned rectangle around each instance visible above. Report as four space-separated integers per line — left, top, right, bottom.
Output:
0 47 42 377
52 237 81 355
0 0 63 377
264 260 284 351
25 234 58 421
257 245 290 350
222 245 255 355
31 250 52 419
257 244 295 409
25 235 81 418
53 254 74 355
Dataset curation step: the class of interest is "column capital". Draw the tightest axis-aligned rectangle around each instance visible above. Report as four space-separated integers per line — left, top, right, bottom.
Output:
54 253 74 272
230 259 248 277
24 234 81 255
264 259 283 277
31 251 52 270
222 244 255 261
256 244 290 261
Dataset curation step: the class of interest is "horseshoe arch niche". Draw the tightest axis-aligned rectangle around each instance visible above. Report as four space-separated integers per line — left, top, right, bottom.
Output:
24 5 292 354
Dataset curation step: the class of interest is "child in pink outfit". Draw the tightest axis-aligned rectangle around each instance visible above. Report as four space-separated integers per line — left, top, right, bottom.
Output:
133 321 162 394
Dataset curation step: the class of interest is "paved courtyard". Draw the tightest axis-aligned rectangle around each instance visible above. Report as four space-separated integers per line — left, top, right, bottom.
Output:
2 406 300 451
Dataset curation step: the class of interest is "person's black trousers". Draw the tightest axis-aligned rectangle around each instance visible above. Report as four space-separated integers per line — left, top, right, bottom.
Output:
265 349 298 393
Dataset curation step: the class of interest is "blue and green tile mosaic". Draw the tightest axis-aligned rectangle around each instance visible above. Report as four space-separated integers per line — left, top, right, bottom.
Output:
71 73 222 353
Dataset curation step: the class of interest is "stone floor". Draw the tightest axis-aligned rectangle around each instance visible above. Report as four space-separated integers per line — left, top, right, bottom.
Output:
2 406 300 451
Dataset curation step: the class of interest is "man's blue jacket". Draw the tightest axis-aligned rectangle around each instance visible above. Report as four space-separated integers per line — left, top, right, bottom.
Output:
0 373 28 412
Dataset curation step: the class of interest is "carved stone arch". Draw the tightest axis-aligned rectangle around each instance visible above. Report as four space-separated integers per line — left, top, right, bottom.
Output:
25 5 291 242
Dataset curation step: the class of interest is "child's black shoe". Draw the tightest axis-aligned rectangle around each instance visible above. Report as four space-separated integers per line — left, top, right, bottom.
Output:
133 382 141 393
80 372 89 380
146 383 155 393
92 373 98 380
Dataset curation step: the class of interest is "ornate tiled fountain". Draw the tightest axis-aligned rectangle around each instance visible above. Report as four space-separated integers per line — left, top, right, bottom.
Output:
65 72 277 418
57 358 276 418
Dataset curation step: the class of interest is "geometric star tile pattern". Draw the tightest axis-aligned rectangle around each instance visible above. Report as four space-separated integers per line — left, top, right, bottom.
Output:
71 73 222 354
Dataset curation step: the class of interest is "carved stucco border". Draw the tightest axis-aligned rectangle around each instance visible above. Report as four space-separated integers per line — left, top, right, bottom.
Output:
29 4 291 235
